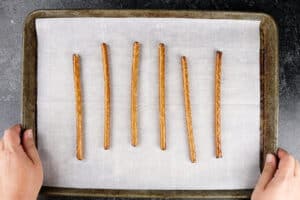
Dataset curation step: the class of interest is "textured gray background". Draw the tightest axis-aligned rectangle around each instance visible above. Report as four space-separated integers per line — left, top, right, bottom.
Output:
0 0 299 200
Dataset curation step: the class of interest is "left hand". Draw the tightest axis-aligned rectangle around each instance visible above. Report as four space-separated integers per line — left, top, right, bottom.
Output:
0 124 43 200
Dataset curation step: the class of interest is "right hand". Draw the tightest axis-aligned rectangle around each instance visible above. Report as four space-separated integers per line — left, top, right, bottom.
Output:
251 148 300 200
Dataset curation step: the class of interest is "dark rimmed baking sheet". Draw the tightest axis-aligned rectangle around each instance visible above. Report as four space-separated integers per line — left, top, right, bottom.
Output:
22 9 278 199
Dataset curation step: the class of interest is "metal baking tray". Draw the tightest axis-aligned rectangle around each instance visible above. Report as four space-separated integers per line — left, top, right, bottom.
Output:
22 9 278 199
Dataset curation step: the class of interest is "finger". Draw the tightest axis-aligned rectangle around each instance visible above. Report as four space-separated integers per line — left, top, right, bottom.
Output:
275 148 295 179
22 129 41 165
0 139 3 151
295 160 300 177
3 124 22 151
255 153 277 190
277 147 289 158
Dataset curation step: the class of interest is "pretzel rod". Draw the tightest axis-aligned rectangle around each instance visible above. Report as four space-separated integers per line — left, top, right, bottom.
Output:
215 51 223 158
181 56 196 163
101 43 111 150
131 41 140 146
73 54 84 160
159 43 166 150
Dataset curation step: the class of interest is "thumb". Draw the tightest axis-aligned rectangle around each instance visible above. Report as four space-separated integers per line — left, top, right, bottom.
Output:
22 129 41 165
255 153 277 190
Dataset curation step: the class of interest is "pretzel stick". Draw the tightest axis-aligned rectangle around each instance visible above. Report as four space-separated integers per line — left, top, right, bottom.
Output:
181 56 196 163
73 54 83 160
159 43 166 150
101 43 111 150
131 42 140 146
215 51 223 158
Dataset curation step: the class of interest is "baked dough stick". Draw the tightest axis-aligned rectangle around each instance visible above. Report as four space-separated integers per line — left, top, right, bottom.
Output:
181 56 196 163
131 41 140 146
214 51 223 158
73 54 84 160
159 43 166 150
101 43 111 150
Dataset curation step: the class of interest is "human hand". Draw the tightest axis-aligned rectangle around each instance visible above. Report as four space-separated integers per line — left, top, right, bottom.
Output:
252 148 300 200
0 124 43 200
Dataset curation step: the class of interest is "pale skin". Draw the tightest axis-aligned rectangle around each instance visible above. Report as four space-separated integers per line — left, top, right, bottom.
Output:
0 124 43 200
0 125 299 200
252 148 300 200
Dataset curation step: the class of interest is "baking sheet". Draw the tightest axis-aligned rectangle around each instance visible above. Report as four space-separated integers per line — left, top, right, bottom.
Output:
36 18 260 190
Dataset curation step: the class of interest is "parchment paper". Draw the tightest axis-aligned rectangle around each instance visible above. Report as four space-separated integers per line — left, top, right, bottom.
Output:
36 18 260 190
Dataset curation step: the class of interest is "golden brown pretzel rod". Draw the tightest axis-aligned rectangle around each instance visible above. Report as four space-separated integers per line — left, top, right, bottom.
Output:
73 54 84 160
101 43 111 150
215 51 223 158
131 41 140 147
181 56 196 163
159 43 166 150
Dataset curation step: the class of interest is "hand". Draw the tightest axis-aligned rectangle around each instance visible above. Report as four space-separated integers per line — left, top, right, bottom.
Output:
0 124 43 200
252 148 300 200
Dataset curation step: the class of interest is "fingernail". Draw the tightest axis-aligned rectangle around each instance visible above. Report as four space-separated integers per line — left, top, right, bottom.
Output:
266 153 273 163
279 147 287 153
11 124 21 130
26 130 33 138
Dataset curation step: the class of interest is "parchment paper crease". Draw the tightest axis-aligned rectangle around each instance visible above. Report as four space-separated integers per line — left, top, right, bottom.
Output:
36 18 260 190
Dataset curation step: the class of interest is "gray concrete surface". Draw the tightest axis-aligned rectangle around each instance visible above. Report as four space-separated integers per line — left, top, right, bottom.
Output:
0 0 300 199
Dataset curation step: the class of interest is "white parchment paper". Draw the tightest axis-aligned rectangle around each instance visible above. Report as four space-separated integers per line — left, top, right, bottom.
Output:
36 18 260 190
